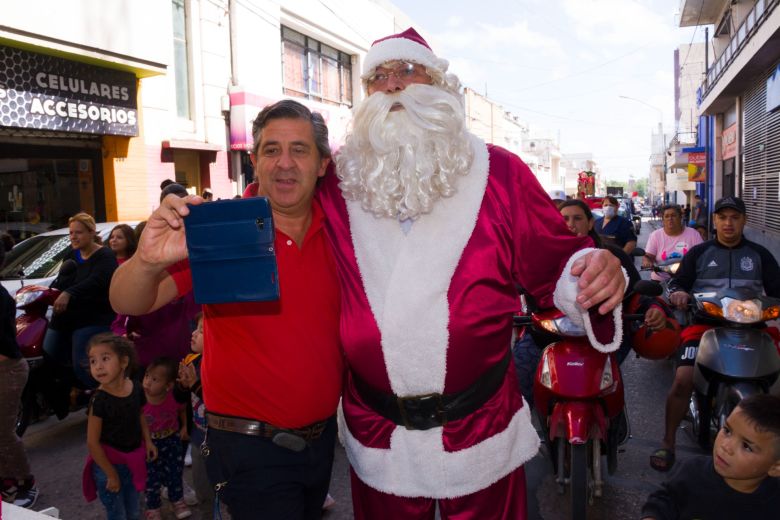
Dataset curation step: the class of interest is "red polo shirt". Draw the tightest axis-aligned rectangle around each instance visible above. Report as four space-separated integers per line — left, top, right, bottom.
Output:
170 201 343 428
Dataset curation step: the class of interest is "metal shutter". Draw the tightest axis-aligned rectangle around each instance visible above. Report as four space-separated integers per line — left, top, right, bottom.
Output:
743 57 780 232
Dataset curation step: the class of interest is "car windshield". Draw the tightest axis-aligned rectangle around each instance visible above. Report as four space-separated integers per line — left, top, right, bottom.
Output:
0 233 71 280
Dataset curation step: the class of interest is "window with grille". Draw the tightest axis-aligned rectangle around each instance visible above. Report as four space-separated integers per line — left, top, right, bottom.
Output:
281 26 353 107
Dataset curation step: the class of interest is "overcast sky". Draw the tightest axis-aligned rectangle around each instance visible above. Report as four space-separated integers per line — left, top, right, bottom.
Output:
390 0 704 182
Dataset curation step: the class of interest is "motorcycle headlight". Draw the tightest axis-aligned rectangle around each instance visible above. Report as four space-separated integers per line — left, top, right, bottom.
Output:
15 290 44 308
661 263 680 274
539 351 552 389
720 297 762 324
762 305 780 321
538 316 586 336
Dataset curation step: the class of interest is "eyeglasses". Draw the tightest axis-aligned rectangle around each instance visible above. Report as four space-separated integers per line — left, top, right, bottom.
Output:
366 62 427 88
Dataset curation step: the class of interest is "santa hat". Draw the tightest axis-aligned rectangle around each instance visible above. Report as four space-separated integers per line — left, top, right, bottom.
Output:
361 27 449 79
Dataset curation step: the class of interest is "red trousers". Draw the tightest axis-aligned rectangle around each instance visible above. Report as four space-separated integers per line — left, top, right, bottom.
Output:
350 465 527 520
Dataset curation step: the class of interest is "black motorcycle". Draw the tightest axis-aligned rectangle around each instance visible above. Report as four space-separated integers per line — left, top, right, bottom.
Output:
688 287 780 449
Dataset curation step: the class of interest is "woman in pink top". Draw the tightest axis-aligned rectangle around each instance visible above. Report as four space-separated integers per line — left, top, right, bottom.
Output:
642 205 704 281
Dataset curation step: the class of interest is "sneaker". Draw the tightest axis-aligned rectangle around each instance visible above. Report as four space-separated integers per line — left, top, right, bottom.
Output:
13 486 39 509
184 444 192 467
172 499 192 519
144 509 162 520
182 481 198 506
1 478 17 502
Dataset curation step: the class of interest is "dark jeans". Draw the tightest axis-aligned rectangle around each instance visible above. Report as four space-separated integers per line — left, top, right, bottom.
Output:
203 416 336 520
92 463 140 520
43 325 110 388
145 434 184 509
512 332 541 407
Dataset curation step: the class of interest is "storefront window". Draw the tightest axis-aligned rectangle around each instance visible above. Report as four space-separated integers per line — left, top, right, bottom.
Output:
0 157 96 243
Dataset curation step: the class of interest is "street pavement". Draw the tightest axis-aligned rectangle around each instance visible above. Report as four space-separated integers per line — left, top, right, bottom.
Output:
18 216 707 520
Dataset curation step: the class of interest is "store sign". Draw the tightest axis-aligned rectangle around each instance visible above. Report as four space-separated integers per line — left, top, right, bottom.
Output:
721 123 737 160
767 63 780 113
683 147 707 183
0 45 138 136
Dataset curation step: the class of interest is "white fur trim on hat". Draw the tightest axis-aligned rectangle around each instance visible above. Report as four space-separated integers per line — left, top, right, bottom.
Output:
362 37 449 79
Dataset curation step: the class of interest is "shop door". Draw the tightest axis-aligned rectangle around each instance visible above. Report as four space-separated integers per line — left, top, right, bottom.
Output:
722 158 735 198
172 150 201 195
0 153 101 242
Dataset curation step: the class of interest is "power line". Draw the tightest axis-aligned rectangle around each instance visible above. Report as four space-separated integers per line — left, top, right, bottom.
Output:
679 1 705 72
508 45 649 93
317 0 372 44
485 95 654 131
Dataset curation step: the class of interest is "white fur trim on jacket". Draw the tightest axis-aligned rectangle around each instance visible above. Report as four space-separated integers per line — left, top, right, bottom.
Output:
552 248 628 353
362 38 449 78
345 133 488 396
341 399 540 499
343 135 545 497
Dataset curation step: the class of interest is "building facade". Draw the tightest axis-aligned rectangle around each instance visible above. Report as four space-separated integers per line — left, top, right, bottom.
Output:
681 0 780 255
0 0 412 227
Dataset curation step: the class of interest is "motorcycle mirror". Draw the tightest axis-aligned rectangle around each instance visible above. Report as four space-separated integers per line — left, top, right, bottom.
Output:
631 247 646 257
633 279 663 297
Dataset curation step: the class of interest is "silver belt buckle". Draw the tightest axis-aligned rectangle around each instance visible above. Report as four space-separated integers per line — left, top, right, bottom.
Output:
272 431 307 452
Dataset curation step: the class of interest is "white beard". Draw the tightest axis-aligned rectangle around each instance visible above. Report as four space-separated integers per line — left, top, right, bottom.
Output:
336 84 474 220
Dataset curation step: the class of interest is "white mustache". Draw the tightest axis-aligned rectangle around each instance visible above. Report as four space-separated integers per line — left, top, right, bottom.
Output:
356 84 465 153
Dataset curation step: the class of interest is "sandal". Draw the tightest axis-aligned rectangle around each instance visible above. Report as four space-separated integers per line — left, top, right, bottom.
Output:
650 448 675 472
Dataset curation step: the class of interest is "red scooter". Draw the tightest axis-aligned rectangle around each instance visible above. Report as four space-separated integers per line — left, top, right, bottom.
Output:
515 281 664 520
14 260 77 436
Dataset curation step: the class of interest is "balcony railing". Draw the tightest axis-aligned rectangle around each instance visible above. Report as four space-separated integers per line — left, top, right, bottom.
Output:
698 0 779 104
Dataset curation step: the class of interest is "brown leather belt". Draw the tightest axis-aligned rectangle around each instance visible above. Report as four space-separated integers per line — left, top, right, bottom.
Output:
206 412 328 441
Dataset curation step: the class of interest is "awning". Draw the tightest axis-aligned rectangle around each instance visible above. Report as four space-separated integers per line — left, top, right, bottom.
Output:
161 139 222 152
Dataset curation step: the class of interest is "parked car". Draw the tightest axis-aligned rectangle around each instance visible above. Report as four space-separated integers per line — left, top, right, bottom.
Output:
0 222 139 296
0 222 56 244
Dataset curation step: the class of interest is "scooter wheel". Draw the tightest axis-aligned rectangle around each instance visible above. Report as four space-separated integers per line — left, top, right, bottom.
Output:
570 443 588 520
694 391 712 450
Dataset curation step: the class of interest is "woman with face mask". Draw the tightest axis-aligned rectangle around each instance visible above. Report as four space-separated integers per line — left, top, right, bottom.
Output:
595 196 637 254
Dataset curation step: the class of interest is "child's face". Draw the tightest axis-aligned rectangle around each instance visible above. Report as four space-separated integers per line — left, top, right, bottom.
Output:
143 365 173 399
88 344 127 384
191 319 204 354
713 407 780 492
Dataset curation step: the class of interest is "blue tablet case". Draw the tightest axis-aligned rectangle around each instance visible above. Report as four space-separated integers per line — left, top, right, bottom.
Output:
184 197 279 304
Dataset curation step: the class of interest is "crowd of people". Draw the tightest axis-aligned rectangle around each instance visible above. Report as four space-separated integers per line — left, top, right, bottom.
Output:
1 26 780 520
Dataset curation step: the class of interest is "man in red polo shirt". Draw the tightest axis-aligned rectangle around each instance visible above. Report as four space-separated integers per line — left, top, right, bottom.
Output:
109 100 342 520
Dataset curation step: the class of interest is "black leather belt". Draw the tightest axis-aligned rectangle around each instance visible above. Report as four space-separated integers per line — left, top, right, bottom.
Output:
352 349 510 431
206 413 328 441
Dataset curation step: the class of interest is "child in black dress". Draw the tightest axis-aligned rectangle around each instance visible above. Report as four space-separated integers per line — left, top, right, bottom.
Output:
82 334 156 520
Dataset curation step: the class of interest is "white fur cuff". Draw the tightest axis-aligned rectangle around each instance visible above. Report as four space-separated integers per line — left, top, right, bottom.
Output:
553 248 628 353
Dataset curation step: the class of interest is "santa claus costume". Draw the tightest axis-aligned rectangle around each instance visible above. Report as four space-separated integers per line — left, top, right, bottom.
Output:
317 28 623 519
